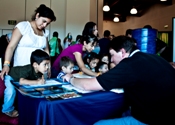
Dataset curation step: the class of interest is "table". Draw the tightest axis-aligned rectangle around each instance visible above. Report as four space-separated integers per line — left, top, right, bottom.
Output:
18 91 126 125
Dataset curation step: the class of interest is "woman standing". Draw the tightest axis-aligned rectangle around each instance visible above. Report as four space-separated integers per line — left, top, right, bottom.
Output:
0 4 56 79
82 21 100 54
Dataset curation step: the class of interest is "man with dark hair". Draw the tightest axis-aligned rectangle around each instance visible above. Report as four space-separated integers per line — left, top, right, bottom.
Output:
98 30 111 56
64 35 175 125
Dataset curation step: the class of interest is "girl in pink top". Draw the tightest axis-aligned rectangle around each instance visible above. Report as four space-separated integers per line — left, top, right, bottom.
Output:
51 35 99 78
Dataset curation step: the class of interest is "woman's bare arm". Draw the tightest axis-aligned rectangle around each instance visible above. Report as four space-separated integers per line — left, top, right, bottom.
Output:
0 28 22 80
74 52 98 77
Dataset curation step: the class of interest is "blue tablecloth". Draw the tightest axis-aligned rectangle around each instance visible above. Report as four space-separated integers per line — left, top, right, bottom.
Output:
18 91 125 125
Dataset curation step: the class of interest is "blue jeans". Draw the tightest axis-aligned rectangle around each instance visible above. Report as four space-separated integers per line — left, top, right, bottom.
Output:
94 116 148 125
2 75 16 113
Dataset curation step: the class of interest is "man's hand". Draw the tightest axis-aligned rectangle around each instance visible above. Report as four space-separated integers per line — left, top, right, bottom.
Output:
62 74 73 82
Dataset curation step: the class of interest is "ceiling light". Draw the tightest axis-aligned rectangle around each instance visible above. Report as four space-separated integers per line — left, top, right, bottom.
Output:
160 0 167 1
113 17 119 22
103 5 110 12
130 7 137 14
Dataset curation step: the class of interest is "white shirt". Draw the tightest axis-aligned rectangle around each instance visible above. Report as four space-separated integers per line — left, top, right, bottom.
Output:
13 21 49 66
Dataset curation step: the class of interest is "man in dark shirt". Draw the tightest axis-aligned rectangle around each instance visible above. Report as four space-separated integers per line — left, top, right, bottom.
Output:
64 35 175 125
2 49 50 117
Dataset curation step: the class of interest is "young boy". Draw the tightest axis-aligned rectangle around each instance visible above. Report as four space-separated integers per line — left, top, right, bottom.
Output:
96 62 109 74
2 49 50 117
57 56 74 82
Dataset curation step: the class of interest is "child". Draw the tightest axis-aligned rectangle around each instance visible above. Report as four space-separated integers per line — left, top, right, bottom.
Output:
83 52 100 72
100 53 115 69
57 56 74 82
96 62 109 74
100 54 109 64
2 49 50 117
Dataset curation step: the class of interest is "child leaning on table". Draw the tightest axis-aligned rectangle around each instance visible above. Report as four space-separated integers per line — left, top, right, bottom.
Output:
2 49 50 117
57 56 74 82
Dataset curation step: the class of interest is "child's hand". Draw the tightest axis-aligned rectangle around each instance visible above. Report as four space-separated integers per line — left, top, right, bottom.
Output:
37 75 45 85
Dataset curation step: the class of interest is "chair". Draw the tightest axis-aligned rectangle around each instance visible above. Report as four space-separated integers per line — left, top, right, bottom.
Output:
0 78 19 125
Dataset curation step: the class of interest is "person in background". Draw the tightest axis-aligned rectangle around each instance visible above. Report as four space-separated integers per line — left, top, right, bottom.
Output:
0 4 56 80
64 32 73 49
83 52 100 72
82 22 100 54
49 31 60 65
51 35 99 78
109 34 115 41
125 29 132 38
98 30 111 56
57 32 62 53
63 35 175 125
70 34 82 45
0 35 10 64
57 56 74 82
2 49 50 117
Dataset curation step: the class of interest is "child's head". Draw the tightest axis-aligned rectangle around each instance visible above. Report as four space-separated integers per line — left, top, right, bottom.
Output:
80 35 98 53
30 49 50 74
60 56 74 74
100 54 109 64
83 52 100 70
96 62 109 74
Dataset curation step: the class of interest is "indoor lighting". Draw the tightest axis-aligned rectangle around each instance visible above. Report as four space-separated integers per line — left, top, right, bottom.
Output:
103 5 110 12
113 17 119 22
130 7 137 14
160 0 167 1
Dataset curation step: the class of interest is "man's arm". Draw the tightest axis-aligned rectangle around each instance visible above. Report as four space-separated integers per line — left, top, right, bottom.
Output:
64 74 104 91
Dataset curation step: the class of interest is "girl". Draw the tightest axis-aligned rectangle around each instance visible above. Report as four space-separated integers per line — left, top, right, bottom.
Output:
100 54 115 69
82 22 100 54
51 35 99 78
83 52 100 72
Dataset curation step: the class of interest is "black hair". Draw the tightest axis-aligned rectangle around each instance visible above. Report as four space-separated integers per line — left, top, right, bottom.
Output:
0 35 9 63
76 35 82 41
30 49 50 65
125 29 132 36
79 35 98 46
83 52 100 66
143 25 152 29
53 31 58 37
109 35 137 53
96 61 108 72
104 30 111 37
82 22 96 37
31 4 56 21
60 56 74 68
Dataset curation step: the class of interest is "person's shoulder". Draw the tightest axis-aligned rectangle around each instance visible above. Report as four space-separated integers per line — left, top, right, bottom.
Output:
15 21 30 34
15 21 29 27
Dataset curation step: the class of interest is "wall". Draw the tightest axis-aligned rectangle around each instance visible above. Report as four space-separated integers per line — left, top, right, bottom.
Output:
0 0 103 43
103 0 175 36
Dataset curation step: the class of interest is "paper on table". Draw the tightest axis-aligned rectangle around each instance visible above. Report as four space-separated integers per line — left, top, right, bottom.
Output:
62 84 95 93
23 79 64 88
110 88 124 93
